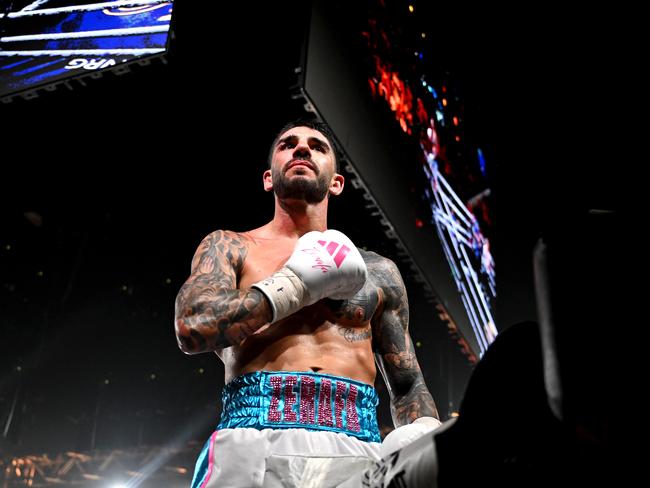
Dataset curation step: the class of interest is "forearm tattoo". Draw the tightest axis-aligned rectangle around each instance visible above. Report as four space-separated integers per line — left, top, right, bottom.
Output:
368 253 439 426
174 230 271 352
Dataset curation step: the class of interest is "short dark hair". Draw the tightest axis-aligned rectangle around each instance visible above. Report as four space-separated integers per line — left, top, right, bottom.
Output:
267 118 340 173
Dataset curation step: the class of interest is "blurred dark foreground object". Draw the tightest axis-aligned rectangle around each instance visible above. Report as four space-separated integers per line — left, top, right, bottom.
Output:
348 210 628 487
436 209 625 486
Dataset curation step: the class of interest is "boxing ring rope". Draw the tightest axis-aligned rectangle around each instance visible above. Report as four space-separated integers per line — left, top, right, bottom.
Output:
1 25 168 42
0 1 170 58
0 0 170 19
0 48 165 56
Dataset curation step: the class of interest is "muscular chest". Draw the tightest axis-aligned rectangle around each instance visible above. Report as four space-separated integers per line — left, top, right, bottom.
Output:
238 241 292 290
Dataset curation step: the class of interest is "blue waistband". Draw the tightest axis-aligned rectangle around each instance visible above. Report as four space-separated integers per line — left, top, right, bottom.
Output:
217 371 381 443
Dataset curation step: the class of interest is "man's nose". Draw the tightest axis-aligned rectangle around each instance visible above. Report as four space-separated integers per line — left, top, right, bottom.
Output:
293 142 311 158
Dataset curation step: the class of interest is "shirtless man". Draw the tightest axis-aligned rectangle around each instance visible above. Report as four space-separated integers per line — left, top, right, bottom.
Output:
174 119 440 487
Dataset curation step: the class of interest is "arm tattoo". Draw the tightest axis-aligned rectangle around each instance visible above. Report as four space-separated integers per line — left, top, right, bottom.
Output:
174 230 272 353
369 254 439 426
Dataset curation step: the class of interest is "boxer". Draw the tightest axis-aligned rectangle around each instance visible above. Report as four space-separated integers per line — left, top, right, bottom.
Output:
174 119 440 487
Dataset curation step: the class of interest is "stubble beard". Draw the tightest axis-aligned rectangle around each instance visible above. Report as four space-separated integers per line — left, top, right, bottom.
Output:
273 170 330 204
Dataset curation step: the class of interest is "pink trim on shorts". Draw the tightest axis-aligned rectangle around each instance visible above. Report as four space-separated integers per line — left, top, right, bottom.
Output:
199 430 218 488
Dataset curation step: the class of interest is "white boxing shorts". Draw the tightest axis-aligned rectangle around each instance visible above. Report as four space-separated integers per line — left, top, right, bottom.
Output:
190 371 382 488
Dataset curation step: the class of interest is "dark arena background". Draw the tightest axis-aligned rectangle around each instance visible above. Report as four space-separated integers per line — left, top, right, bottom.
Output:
0 0 634 486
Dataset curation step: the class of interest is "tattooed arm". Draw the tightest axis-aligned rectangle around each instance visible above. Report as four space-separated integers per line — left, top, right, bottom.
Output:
371 255 439 427
174 230 272 354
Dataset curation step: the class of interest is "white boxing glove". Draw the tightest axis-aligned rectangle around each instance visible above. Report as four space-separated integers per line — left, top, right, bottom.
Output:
251 229 367 323
380 417 442 458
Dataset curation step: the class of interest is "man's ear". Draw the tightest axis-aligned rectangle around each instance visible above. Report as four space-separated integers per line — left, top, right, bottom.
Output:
263 169 273 192
329 173 345 196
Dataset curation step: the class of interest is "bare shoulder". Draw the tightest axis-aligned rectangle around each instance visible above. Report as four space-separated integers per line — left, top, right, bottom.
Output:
360 249 405 289
189 229 255 281
360 248 394 266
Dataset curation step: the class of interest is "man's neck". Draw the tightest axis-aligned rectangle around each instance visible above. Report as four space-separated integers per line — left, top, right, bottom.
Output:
269 197 329 237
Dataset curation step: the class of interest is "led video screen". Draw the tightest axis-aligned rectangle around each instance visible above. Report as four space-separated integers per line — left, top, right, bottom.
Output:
0 0 172 99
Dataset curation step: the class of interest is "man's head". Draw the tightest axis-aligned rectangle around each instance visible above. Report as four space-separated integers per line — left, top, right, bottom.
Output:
264 119 344 204
267 119 340 172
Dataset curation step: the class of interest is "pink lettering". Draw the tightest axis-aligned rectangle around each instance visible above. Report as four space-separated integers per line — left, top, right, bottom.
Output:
317 378 333 427
299 376 316 424
302 248 332 273
312 257 331 272
268 375 283 422
283 375 298 422
346 384 360 432
268 375 363 433
335 381 346 429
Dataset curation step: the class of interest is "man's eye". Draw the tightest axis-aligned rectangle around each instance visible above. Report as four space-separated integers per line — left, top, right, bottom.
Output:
314 145 325 152
283 143 295 149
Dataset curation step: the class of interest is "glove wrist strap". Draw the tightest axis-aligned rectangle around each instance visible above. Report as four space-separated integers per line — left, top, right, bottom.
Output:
251 266 307 323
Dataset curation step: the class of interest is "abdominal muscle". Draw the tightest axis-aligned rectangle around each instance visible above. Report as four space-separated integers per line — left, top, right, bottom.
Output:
215 303 377 386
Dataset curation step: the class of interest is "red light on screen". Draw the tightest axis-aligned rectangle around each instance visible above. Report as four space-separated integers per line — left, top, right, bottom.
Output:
453 116 459 126
416 98 428 124
369 59 416 134
416 219 424 228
